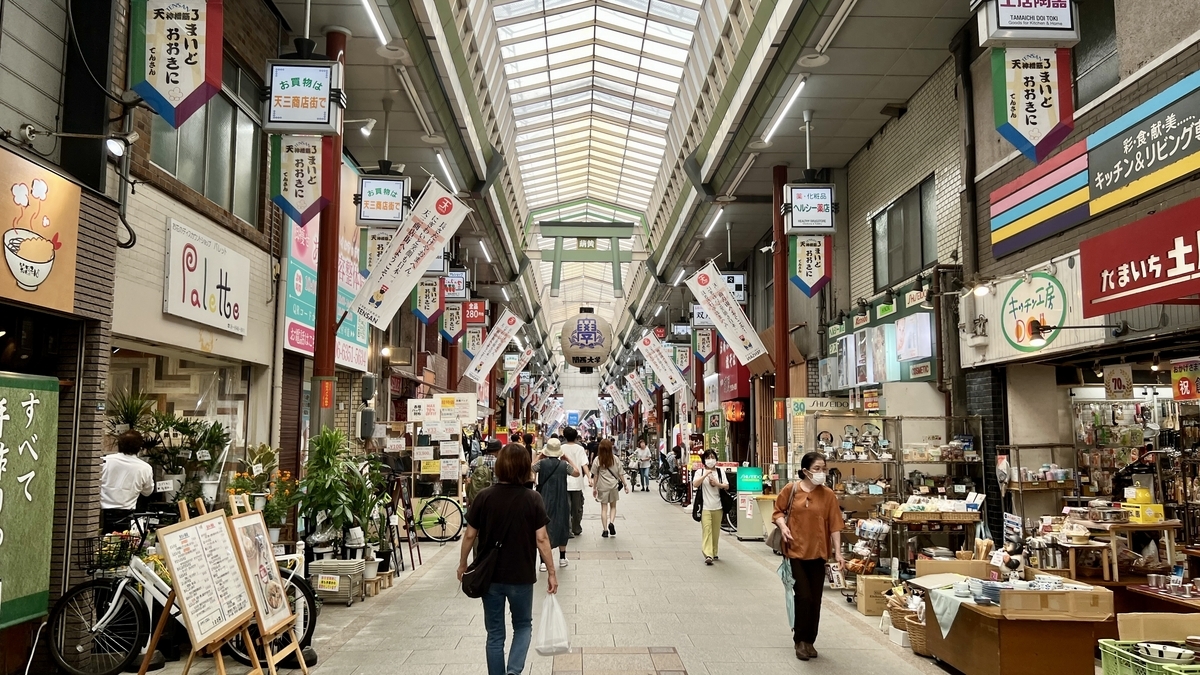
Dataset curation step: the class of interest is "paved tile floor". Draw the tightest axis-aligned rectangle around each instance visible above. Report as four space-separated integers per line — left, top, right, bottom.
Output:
155 487 952 675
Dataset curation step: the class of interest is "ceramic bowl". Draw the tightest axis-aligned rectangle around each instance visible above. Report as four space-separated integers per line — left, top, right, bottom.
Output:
1137 643 1194 661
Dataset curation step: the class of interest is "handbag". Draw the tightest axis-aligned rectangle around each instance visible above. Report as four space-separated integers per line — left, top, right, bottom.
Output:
692 483 704 521
765 481 800 555
461 512 515 598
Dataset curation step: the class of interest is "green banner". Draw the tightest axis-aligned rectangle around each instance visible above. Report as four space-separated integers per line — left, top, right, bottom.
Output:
0 373 59 629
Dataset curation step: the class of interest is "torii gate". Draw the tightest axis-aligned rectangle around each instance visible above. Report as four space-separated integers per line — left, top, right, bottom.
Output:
538 222 636 298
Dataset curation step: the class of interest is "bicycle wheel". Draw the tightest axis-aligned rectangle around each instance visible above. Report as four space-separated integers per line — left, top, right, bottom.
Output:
49 579 148 675
226 575 319 666
658 478 673 503
418 496 464 542
722 507 738 533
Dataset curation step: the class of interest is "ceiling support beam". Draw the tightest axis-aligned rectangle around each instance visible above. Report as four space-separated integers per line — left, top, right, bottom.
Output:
610 238 625 298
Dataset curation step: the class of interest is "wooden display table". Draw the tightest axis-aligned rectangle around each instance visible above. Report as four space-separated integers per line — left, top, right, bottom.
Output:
1078 520 1181 582
923 598 1101 675
1055 541 1112 581
1129 585 1200 612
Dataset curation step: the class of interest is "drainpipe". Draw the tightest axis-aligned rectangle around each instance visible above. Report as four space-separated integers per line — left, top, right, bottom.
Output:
270 269 286 448
951 27 980 422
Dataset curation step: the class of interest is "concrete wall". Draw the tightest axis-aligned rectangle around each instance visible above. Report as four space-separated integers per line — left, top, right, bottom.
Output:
0 0 66 165
1115 0 1200 78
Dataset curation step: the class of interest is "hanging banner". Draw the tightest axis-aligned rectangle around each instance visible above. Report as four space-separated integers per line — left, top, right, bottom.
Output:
270 135 330 225
789 235 832 297
463 299 488 324
500 348 535 395
464 309 524 383
439 302 464 344
349 180 470 330
462 326 485 360
605 382 630 414
356 175 411 227
263 59 343 135
673 344 692 376
130 0 223 129
993 47 1074 163
444 270 469 300
644 371 660 394
411 277 444 324
1174 358 1200 401
685 261 767 366
1103 364 1134 401
693 327 716 364
625 371 655 410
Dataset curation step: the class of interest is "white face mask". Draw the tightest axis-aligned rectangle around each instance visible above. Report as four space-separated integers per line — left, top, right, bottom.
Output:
705 458 717 468
809 471 827 485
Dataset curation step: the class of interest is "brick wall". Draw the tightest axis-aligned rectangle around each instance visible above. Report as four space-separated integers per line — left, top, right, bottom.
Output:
966 368 1007 542
976 42 1200 277
847 59 964 301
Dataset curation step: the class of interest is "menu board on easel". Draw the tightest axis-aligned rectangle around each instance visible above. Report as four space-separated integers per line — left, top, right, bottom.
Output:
228 511 294 638
156 511 255 650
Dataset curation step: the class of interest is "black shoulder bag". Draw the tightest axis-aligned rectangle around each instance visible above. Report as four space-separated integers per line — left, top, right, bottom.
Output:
461 511 516 598
692 470 705 522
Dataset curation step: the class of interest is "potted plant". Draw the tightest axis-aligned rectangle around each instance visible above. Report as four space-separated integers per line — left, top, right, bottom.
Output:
142 412 194 495
106 389 152 436
188 421 231 504
240 444 278 509
262 470 298 543
345 455 389 562
375 511 394 574
299 428 353 557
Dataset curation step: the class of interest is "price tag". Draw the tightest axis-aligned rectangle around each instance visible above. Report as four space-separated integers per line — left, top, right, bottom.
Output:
316 574 341 592
842 441 852 449
880 440 890 447
388 514 399 526
252 463 264 476
1062 507 1072 515
937 487 946 494
155 480 175 493
990 550 1007 567
196 449 211 461
1124 486 1137 500
954 485 966 493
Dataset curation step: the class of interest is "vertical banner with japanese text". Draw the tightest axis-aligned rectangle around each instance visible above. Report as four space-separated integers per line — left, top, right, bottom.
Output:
130 0 223 128
464 309 524 383
463 326 485 360
349 180 470 329
439 302 464 344
789 235 832 297
411 277 444 324
1173 358 1200 401
500 348 535 395
270 135 330 225
605 382 630 414
685 261 767 366
692 327 715 364
673 344 692 376
993 47 1074 163
625 371 655 410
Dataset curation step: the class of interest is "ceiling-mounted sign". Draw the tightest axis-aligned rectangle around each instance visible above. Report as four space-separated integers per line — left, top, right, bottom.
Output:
693 327 715 364
691 303 714 327
686 261 767 366
270 135 330 225
605 382 629 414
464 309 523 383
263 59 343 135
978 0 1080 47
439 301 464 344
722 272 747 304
1104 364 1134 400
463 326 486 360
422 244 450 277
625 371 654 410
356 175 411 227
130 0 222 128
784 184 835 235
463 299 488 324
411 277 444 324
993 47 1074 163
501 348 535 395
163 218 249 335
788 235 832 297
444 270 469 300
638 333 686 395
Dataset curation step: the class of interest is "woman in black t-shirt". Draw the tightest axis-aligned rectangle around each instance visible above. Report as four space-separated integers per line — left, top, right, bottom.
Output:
459 444 557 675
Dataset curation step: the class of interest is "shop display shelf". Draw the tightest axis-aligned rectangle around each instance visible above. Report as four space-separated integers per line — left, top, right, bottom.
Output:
1008 480 1076 492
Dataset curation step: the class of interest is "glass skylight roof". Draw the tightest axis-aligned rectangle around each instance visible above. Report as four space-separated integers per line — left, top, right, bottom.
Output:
491 0 701 214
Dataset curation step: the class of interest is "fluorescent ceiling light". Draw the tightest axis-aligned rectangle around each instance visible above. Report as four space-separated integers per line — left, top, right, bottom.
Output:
436 150 459 193
763 76 807 143
654 305 663 317
704 213 721 238
502 286 510 301
672 268 685 286
480 241 492 263
361 0 390 46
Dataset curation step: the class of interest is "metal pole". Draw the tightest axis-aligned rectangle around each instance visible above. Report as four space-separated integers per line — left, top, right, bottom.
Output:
772 164 790 399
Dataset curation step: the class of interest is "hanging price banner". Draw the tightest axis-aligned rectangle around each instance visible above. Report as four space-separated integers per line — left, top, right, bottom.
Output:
130 0 223 128
993 47 1074 163
270 135 331 225
789 235 832 297
411 277 444 324
439 302 464 344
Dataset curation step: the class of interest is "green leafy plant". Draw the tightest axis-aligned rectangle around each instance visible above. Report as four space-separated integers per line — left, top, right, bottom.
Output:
238 444 278 492
141 411 196 474
345 455 390 531
263 469 299 527
106 389 153 436
188 420 231 475
299 428 353 534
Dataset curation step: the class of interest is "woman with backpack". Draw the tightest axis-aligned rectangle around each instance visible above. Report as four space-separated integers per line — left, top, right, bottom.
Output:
532 438 579 571
589 439 630 538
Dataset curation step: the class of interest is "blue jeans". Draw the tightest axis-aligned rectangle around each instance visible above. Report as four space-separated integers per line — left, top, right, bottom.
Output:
482 583 534 675
639 467 650 490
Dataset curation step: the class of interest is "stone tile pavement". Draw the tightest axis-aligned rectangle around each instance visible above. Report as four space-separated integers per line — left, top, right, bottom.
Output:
153 487 952 675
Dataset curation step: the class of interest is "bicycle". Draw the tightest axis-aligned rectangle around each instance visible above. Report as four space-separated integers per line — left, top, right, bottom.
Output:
379 461 464 547
47 511 318 675
659 473 685 504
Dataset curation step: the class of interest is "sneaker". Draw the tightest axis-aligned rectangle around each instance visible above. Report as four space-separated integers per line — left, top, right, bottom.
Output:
539 562 547 572
713 556 719 561
602 530 609 538
559 558 569 568
608 523 616 536
705 557 713 565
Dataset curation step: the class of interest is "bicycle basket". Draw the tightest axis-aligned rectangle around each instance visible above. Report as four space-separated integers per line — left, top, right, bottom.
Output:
75 534 137 571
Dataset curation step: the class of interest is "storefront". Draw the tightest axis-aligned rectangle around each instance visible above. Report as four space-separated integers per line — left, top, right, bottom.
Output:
717 337 751 464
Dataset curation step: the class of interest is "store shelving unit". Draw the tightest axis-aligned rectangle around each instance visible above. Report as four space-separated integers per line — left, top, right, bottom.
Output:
999 443 1078 530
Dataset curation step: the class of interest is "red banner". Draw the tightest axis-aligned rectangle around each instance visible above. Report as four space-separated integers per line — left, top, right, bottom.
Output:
1080 197 1200 318
463 300 488 324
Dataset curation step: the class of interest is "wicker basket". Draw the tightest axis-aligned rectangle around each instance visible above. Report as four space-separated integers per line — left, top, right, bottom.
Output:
888 602 916 631
905 615 931 657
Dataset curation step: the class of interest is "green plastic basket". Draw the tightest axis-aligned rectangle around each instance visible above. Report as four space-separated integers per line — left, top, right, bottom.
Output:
1100 640 1200 675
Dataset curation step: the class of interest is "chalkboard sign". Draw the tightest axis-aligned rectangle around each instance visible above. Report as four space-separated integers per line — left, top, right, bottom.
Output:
228 511 293 637
0 373 59 629
156 511 255 650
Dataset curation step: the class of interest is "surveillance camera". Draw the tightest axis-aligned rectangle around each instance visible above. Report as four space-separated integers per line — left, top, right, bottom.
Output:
759 243 775 254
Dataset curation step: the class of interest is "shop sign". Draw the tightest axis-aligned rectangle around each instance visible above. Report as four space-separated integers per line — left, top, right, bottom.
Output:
163 218 250 335
411 277 444 324
853 314 870 329
462 326 485 360
1104 364 1134 400
673 344 692 375
422 244 450 277
1173 358 1200 401
519 380 529 401
723 400 745 422
463 299 488 324
625 371 654 411
444 270 469 300
283 160 369 371
788 235 831 297
909 362 932 379
875 303 896 320
638 331 686 393
0 149 80 313
995 0 1073 31
439 302 464 344
904 289 927 308
464 309 523 384
1080 198 1200 317
263 59 343 135
356 175 410 227
827 323 845 338
784 184 835 235
722 271 747 304
993 47 1074 163
129 0 222 129
652 326 667 340
359 228 391 275
270 135 329 226
500 349 535 395
644 370 659 394
691 304 714 327
686 261 767 366
349 180 470 330
692 328 715 364
1002 271 1066 351
863 389 880 412
718 337 751 401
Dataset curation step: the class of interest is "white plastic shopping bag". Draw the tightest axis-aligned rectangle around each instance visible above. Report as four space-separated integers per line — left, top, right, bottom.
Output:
534 595 571 655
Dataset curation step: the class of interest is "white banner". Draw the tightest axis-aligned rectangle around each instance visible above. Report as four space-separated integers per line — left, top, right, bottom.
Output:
625 372 654 410
439 302 464 343
637 333 686 394
673 344 692 375
463 326 485 359
349 180 469 329
605 382 629 414
464 309 524 383
500 348 535 395
685 261 767 366
163 218 250 335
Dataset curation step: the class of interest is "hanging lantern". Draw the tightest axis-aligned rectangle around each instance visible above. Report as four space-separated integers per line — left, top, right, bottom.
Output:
559 307 612 373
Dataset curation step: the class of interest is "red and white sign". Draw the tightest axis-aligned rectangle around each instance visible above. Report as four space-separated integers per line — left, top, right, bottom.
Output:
718 337 751 401
625 371 655 411
637 332 686 395
464 309 523 383
463 299 488 324
1080 198 1200 318
685 261 767 366
653 325 667 340
500 348 534 395
605 382 629 414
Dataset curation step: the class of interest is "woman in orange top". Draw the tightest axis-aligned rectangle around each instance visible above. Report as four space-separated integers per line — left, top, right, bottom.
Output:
771 452 845 661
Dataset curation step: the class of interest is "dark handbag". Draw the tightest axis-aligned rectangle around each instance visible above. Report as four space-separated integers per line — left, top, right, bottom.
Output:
461 513 514 598
692 487 704 521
